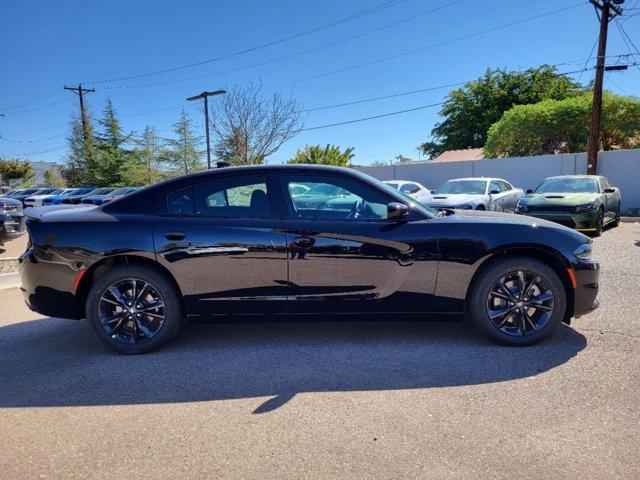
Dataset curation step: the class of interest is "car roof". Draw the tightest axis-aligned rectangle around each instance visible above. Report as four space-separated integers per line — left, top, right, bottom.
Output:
544 175 601 180
446 177 496 182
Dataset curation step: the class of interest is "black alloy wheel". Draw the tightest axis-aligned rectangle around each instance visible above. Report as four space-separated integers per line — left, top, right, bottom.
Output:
486 270 554 337
466 256 566 346
594 208 604 236
86 265 184 354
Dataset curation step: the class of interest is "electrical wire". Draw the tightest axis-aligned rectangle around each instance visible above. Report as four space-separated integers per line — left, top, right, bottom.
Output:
268 2 585 89
0 89 62 111
104 0 467 90
83 0 412 85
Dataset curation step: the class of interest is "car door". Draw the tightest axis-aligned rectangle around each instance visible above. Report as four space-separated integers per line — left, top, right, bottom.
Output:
499 180 517 212
276 172 439 314
153 173 289 316
487 180 505 211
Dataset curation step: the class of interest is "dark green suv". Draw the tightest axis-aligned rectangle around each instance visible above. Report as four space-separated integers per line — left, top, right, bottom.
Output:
515 175 621 236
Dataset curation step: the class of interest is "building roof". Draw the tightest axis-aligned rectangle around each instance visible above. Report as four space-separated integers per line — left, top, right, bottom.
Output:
430 148 484 163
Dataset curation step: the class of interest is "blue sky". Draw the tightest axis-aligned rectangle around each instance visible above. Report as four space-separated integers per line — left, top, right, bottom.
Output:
1 0 639 166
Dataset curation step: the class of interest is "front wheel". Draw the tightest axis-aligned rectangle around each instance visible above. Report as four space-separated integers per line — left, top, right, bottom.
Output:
466 256 567 346
611 203 621 227
86 265 184 354
593 207 604 237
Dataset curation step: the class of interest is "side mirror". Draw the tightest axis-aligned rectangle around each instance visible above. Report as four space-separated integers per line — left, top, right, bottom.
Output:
431 190 437 194
604 187 615 193
489 189 500 195
387 202 410 221
526 189 534 194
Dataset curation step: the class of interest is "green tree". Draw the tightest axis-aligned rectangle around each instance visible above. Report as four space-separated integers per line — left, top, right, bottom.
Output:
42 169 66 188
62 113 99 187
119 126 166 186
370 160 388 167
95 98 132 186
164 110 204 175
421 65 584 158
288 144 355 166
0 158 34 186
484 92 640 158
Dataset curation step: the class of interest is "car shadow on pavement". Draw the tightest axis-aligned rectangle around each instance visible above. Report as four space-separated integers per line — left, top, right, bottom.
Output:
0 316 586 413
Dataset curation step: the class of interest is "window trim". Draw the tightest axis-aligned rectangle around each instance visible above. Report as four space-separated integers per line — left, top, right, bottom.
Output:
160 173 278 219
276 171 419 223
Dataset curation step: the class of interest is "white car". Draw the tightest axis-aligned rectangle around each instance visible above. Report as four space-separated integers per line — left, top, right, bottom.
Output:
24 188 75 208
383 180 432 203
425 177 523 212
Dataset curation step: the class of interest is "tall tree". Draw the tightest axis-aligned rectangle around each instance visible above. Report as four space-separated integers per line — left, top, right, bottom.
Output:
288 144 355 166
484 92 640 157
164 110 204 175
211 82 303 165
95 98 131 186
119 126 166 186
62 114 98 187
421 65 584 158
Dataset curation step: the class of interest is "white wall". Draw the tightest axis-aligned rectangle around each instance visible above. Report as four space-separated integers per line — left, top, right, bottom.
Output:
356 149 640 214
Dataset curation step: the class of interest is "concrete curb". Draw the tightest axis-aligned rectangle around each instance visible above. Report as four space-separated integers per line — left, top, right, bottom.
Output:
620 217 639 223
0 272 19 291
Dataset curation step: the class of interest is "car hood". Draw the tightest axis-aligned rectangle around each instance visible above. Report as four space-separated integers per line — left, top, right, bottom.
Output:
520 193 599 206
426 193 482 205
0 197 22 206
24 204 116 223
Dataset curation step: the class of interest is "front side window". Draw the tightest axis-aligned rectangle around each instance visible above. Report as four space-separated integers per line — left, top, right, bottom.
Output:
281 174 390 221
400 183 420 194
499 181 512 191
195 176 269 218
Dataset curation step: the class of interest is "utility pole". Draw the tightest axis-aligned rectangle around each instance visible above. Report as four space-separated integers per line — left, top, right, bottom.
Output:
64 84 95 143
586 0 624 175
186 90 226 169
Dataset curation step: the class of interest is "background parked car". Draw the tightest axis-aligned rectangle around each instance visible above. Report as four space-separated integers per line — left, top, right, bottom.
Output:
24 188 69 208
81 187 139 206
61 187 111 205
383 180 432 204
0 195 25 245
42 187 92 205
515 175 621 236
425 177 523 212
12 188 53 206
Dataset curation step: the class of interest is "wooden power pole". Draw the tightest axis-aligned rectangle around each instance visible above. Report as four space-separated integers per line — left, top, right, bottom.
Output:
64 84 95 144
586 0 624 175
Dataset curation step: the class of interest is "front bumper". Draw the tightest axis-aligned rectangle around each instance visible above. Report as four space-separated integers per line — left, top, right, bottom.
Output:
572 259 600 317
517 210 598 232
0 213 26 243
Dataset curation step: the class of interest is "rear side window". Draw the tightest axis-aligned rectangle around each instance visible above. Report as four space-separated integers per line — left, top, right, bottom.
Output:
195 176 270 218
489 181 502 193
167 187 194 215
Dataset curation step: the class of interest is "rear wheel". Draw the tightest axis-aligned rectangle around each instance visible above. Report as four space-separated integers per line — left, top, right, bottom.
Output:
466 256 566 346
475 205 485 211
86 265 184 354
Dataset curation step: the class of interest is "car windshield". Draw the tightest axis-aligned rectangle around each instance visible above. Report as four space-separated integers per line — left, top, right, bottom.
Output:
88 188 114 195
437 180 487 195
305 184 345 196
535 178 599 194
383 182 400 190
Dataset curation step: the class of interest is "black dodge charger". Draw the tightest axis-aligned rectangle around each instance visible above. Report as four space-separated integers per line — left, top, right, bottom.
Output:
20 165 600 354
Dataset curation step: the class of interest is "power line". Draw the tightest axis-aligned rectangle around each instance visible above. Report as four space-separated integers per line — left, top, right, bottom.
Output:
0 132 67 144
83 0 412 85
268 2 585 89
6 145 68 157
301 102 445 131
104 0 467 90
615 19 640 72
2 97 72 116
577 35 599 82
0 88 62 111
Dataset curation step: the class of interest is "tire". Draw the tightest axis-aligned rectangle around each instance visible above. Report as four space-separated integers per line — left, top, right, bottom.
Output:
475 205 485 211
610 203 621 228
593 207 604 237
86 265 184 354
466 256 566 346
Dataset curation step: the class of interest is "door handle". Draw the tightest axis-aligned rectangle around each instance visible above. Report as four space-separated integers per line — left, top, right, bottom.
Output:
164 230 186 241
291 237 314 248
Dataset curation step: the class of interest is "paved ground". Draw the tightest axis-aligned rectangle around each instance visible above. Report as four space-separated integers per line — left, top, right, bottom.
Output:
0 234 27 259
1 223 638 479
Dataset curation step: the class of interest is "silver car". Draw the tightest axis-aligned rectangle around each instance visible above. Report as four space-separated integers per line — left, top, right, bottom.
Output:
425 177 523 212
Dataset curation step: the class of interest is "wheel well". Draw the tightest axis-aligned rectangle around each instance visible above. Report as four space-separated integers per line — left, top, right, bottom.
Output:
466 246 575 322
75 255 183 318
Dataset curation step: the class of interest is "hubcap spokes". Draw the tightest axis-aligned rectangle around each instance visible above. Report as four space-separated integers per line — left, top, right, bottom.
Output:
486 270 554 337
98 278 166 344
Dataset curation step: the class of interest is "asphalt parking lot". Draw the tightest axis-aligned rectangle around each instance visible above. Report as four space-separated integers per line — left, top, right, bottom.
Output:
0 223 638 479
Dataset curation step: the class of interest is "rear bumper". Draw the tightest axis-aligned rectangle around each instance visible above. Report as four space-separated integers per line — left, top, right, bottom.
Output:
19 246 84 319
0 214 26 243
519 211 598 231
572 259 600 317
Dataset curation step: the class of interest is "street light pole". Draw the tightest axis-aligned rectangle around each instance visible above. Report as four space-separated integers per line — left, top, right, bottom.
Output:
186 89 226 169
